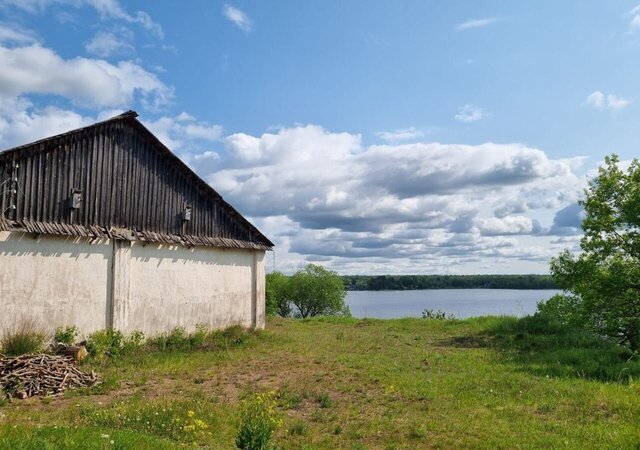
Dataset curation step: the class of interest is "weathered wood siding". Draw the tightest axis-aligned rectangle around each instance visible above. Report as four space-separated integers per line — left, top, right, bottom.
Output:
0 115 272 250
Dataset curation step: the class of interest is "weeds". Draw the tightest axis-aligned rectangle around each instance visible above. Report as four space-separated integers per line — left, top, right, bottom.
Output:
85 329 144 359
1 319 47 356
85 399 213 444
147 325 251 352
316 392 332 408
236 391 282 450
421 309 455 320
289 421 308 436
54 326 79 345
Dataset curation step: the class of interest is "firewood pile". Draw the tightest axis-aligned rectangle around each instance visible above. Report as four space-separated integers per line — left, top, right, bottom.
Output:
0 354 98 399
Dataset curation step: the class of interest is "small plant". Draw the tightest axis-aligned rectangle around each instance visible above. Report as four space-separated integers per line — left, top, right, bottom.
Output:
85 329 143 359
54 325 79 345
421 309 454 320
289 420 308 436
276 388 302 409
409 422 427 439
1 319 47 356
316 392 332 408
148 327 189 351
189 324 209 348
236 391 282 450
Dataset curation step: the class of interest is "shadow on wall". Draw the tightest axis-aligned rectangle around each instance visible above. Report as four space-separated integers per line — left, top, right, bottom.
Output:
0 232 255 267
132 242 252 267
0 232 111 259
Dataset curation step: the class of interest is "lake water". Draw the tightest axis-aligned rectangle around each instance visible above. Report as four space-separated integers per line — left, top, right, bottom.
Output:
346 289 560 319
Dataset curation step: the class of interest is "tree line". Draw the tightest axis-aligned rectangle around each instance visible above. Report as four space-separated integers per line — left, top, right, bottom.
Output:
341 274 558 291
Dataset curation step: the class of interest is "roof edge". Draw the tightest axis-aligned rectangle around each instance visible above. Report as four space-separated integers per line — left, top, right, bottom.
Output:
0 110 274 249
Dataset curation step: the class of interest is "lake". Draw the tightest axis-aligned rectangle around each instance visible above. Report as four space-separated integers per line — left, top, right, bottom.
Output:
346 289 560 319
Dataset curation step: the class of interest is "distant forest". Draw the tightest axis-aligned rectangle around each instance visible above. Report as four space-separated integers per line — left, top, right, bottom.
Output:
341 274 559 291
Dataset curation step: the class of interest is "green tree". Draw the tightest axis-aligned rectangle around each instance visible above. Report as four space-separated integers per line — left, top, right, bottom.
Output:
541 155 640 350
288 264 350 318
265 271 292 317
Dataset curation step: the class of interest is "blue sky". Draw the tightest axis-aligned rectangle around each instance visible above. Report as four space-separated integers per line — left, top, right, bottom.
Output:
0 1 638 274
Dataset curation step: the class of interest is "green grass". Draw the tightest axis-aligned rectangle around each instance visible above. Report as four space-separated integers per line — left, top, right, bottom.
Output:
1 315 640 449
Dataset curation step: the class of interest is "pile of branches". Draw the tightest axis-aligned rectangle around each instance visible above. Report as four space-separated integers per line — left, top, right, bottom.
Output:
0 354 98 399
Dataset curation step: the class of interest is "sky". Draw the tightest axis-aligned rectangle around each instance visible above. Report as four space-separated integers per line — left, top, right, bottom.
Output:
0 1 638 275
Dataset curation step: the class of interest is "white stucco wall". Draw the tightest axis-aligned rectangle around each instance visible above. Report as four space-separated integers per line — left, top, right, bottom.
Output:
0 231 112 335
126 242 265 335
0 231 266 337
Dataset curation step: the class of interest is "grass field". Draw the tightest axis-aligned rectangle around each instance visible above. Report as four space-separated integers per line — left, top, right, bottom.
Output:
1 315 640 449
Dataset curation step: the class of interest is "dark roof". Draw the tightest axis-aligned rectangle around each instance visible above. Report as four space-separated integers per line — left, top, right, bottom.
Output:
0 111 273 250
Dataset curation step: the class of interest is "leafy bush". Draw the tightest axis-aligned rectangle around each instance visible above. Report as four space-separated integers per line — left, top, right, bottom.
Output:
545 155 640 350
54 325 79 345
1 319 47 356
236 391 282 450
85 329 124 359
85 329 144 359
421 309 454 320
266 264 350 318
536 294 584 326
266 271 292 317
289 264 350 318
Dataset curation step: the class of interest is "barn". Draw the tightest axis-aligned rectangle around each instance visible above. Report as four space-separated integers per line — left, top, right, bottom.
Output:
0 111 273 336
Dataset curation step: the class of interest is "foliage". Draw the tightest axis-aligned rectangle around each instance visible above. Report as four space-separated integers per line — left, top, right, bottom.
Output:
421 309 455 320
265 271 292 317
342 274 558 291
85 329 144 359
54 325 79 345
266 264 350 318
1 319 47 356
288 264 350 318
288 421 308 436
86 399 212 445
146 325 251 352
543 155 640 350
315 392 332 408
235 391 282 450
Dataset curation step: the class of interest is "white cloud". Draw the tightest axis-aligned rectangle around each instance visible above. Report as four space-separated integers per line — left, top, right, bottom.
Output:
222 4 252 33
454 104 485 123
174 124 586 273
0 44 172 108
375 127 425 143
605 94 630 111
476 216 538 236
0 103 95 150
586 90 605 108
456 17 500 30
0 23 38 45
85 29 134 57
143 113 223 173
0 108 586 274
627 4 640 30
586 90 630 111
0 0 163 38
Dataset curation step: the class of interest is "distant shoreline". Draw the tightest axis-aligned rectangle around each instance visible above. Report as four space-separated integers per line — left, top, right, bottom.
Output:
342 274 558 291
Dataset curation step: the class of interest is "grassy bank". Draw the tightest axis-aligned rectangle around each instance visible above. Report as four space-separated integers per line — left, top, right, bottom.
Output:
1 316 639 449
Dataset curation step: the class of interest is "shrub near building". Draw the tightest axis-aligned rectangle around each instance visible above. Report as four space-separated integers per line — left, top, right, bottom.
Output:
266 264 350 318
